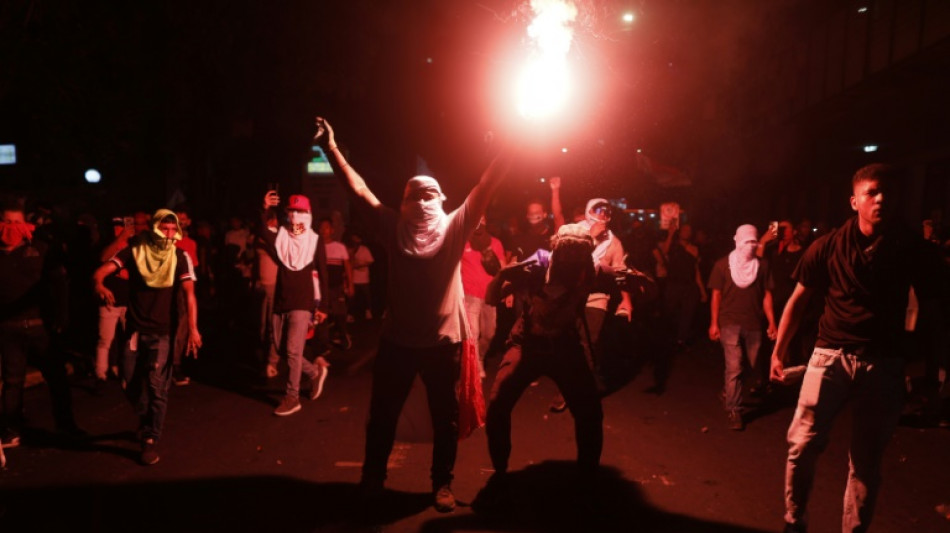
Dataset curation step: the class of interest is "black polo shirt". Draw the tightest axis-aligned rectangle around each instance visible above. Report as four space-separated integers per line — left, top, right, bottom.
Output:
112 247 195 335
794 216 939 355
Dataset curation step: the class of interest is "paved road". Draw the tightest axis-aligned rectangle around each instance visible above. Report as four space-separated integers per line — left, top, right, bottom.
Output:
2 316 948 532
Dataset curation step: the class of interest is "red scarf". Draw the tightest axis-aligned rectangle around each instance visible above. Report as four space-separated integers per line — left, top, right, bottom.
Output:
1 221 35 249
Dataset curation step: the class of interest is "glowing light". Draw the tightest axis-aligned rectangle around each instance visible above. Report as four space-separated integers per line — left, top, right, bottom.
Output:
857 6 868 13
561 147 569 153
515 0 578 119
863 144 878 153
622 12 635 23
85 169 101 183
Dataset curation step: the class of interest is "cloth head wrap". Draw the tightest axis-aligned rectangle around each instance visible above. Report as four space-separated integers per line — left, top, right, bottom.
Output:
398 175 448 258
728 224 760 288
131 209 181 288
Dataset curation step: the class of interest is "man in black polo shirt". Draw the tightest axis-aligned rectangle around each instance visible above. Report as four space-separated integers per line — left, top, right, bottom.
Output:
93 209 201 465
770 164 942 533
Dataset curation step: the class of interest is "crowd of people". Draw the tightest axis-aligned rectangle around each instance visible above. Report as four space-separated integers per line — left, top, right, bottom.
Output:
2 117 949 530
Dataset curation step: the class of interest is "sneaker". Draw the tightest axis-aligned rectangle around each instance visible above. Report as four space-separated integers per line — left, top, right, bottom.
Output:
265 364 278 379
1 429 21 449
433 485 457 513
549 394 567 413
274 396 302 416
728 410 744 431
173 367 190 386
140 438 160 465
309 361 330 400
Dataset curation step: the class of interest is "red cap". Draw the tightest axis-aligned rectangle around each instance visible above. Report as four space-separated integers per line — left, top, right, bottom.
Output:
286 194 311 212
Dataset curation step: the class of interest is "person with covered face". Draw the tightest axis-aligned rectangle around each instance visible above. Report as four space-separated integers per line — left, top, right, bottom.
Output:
476 223 604 508
259 193 330 415
708 224 777 431
315 117 515 513
547 197 633 411
93 209 201 465
1 199 78 450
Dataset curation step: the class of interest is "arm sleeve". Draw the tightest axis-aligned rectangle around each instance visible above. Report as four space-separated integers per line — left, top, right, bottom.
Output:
792 237 829 289
112 246 133 269
177 250 197 282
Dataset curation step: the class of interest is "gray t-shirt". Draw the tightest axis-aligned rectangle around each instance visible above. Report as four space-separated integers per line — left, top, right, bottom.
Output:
708 256 773 331
378 201 475 348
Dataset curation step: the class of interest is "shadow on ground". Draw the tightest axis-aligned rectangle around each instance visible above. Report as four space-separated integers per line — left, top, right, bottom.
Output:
423 461 772 533
0 476 429 532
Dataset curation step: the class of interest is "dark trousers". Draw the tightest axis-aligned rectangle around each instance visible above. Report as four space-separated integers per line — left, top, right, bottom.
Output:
487 338 603 474
362 339 460 489
663 281 700 343
0 323 74 432
124 333 173 441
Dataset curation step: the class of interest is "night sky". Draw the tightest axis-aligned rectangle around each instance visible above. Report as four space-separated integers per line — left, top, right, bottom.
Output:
2 0 948 231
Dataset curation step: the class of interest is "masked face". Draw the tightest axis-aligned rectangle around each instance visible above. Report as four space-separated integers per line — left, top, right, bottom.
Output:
287 210 311 236
736 239 758 259
526 203 546 226
401 188 443 222
1 210 34 249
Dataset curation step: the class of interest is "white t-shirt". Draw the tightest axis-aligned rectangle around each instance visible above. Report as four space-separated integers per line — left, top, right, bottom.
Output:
378 201 476 348
351 245 374 285
324 241 349 289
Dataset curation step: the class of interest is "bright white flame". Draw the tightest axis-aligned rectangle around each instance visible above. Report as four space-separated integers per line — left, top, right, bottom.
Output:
561 147 569 153
85 169 101 183
863 144 878 152
857 6 868 13
516 0 577 119
623 12 635 23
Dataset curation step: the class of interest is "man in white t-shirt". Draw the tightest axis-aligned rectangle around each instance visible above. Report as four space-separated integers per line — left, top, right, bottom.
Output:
316 116 515 513
318 218 353 349
347 232 374 320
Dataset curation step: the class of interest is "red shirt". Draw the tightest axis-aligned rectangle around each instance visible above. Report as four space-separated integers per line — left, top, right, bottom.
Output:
176 236 200 267
461 237 504 299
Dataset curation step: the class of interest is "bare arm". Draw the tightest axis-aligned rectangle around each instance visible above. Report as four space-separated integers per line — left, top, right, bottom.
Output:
182 279 202 357
463 147 516 221
92 261 120 306
549 177 565 230
763 290 777 340
769 283 815 382
658 219 678 255
694 263 707 302
708 289 721 340
315 118 382 209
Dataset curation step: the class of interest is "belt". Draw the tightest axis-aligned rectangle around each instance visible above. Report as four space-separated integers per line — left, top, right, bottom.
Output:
0 318 44 329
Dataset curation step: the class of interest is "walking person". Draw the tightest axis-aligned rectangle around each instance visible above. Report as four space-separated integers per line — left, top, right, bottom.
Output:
770 164 944 532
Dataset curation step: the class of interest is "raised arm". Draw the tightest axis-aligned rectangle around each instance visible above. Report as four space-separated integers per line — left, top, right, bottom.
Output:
463 146 516 221
549 176 565 230
315 117 382 209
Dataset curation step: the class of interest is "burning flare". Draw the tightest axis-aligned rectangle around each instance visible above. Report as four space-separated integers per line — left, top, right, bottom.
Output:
516 0 577 119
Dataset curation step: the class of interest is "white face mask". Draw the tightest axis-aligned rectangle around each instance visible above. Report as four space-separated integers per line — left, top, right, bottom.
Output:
401 197 443 223
288 211 311 236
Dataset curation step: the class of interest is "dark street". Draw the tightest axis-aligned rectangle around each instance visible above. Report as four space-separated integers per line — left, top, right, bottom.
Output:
2 317 948 533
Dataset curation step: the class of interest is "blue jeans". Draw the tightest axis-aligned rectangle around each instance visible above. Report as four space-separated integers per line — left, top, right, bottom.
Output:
124 332 172 441
784 347 904 532
272 310 319 398
718 323 762 412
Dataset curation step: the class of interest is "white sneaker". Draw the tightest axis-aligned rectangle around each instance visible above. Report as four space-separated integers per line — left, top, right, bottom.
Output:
309 358 330 400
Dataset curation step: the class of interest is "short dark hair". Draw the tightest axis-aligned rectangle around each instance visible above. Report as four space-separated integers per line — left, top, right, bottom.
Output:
160 214 177 225
852 163 897 190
